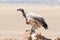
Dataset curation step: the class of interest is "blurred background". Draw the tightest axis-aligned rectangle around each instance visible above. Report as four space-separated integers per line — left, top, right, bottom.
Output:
0 0 60 39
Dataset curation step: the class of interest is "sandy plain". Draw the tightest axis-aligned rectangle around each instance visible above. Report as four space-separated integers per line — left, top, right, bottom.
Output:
0 4 60 39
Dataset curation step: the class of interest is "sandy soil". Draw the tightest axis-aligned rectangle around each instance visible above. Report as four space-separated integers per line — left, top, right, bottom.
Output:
0 3 60 39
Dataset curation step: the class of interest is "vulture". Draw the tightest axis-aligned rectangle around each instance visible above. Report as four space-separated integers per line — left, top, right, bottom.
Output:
17 8 48 34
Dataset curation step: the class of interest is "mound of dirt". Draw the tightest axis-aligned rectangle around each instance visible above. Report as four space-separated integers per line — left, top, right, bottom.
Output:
20 29 51 40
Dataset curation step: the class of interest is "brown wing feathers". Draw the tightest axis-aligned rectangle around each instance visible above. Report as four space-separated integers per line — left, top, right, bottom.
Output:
33 17 48 29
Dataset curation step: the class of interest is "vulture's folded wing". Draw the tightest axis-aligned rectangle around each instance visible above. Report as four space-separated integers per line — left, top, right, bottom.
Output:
33 17 48 29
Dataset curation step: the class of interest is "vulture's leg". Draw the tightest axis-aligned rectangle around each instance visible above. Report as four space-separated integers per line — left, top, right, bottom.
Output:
31 27 35 34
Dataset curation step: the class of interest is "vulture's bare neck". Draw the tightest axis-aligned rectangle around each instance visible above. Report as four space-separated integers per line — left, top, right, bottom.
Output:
21 10 26 19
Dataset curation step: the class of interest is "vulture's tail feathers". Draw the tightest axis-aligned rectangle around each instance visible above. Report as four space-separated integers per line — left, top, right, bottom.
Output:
40 20 48 29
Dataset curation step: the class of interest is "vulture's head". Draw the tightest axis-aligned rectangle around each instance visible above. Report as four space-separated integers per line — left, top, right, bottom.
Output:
17 8 24 12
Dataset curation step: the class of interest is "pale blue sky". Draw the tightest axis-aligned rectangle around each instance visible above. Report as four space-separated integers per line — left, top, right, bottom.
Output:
0 0 60 5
